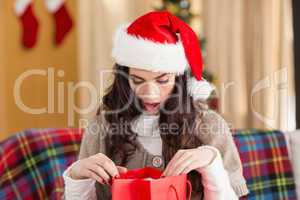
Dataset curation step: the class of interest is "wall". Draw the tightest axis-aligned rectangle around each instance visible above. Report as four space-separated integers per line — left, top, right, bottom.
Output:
0 1 6 137
0 0 78 141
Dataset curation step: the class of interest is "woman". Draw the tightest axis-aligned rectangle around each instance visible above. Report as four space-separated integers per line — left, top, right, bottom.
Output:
63 11 249 199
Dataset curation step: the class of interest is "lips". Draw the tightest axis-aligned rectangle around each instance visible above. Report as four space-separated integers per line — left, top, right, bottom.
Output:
143 102 160 112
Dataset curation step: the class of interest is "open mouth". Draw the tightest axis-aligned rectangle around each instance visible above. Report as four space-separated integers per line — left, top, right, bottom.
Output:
143 102 160 112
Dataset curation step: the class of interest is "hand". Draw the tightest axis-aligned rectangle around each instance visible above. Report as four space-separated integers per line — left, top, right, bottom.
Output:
162 146 216 177
70 153 127 184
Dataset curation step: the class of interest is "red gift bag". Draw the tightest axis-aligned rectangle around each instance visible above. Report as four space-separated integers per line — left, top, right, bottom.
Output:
110 167 192 200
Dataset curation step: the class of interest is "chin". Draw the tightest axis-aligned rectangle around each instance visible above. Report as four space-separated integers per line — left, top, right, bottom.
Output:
145 110 159 115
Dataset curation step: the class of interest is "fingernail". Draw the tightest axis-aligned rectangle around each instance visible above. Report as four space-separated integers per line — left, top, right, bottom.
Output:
114 174 120 178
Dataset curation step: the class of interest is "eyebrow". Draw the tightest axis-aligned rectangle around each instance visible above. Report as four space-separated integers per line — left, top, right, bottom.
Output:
130 73 168 81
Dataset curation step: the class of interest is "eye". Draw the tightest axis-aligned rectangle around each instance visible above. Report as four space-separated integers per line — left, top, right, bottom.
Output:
156 78 169 84
130 78 144 85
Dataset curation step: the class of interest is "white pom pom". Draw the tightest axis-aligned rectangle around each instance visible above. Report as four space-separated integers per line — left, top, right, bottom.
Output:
187 77 215 100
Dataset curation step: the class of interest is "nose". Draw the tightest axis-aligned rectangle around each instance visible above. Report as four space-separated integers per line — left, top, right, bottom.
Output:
136 82 160 101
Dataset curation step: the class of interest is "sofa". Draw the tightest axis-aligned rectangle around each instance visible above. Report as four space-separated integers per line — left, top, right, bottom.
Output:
0 128 299 200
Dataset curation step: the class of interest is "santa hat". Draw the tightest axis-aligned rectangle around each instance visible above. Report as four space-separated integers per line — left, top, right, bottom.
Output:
111 11 215 100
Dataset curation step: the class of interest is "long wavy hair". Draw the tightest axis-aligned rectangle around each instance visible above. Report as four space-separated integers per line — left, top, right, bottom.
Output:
99 63 206 198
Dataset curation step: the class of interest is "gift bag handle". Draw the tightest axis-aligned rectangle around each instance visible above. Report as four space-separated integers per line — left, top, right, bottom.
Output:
186 180 192 200
168 180 192 200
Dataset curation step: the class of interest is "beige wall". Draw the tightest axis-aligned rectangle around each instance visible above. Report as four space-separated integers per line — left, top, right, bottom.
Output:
0 0 78 141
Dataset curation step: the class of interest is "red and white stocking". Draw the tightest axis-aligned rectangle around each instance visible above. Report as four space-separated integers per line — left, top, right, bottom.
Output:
14 0 39 49
44 0 73 45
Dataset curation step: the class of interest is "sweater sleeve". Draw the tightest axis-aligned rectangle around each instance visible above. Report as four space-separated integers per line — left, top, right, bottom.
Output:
62 160 97 200
194 107 249 197
197 145 239 200
62 113 108 200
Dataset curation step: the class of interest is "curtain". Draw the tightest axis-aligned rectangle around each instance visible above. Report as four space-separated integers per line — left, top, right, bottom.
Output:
202 0 295 130
77 0 154 119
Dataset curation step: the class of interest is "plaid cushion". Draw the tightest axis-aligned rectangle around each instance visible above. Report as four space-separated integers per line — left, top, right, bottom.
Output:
0 128 82 200
234 129 297 200
0 128 297 199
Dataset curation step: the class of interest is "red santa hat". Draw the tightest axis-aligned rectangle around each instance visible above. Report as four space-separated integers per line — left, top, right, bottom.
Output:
111 11 215 100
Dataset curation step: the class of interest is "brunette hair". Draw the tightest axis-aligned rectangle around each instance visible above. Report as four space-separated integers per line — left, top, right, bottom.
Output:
99 63 205 198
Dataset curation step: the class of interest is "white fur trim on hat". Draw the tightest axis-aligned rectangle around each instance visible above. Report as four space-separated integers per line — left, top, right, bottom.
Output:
14 0 32 16
187 77 215 100
111 23 189 74
44 0 65 12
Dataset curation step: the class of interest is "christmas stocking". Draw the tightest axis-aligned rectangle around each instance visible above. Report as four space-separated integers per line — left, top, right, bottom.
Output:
44 0 73 45
14 0 39 49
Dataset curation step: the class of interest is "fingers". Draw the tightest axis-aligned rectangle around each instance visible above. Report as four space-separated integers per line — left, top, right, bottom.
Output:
87 164 111 183
84 168 105 184
74 153 128 184
169 153 195 176
117 166 128 173
92 154 120 178
101 159 120 178
163 149 207 176
182 160 200 174
163 149 187 176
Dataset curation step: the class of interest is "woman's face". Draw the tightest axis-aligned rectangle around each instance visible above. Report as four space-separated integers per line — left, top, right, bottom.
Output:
129 68 176 115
